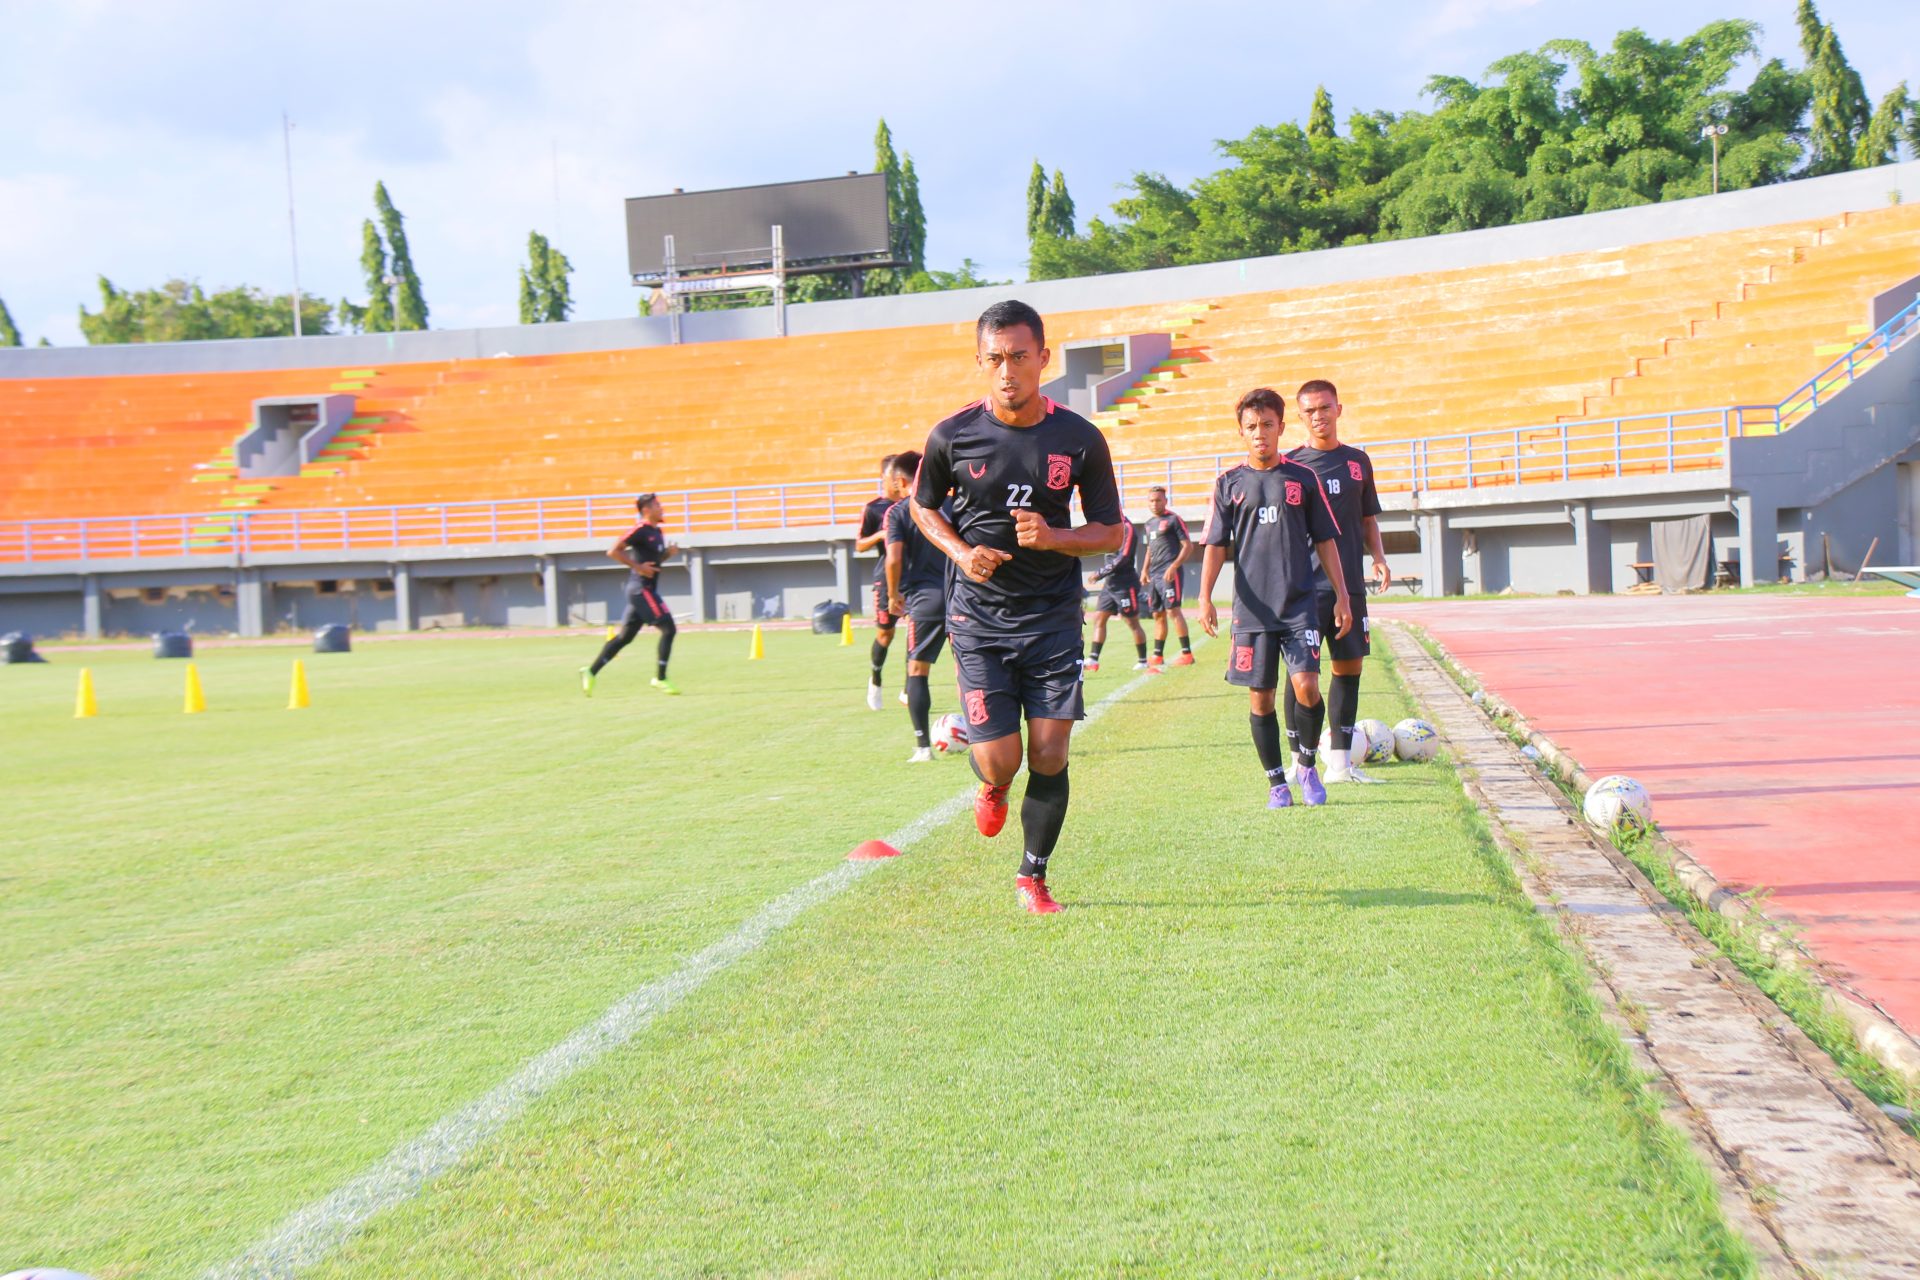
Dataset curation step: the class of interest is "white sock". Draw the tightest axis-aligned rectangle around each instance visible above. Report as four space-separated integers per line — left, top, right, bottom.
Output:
1327 747 1351 773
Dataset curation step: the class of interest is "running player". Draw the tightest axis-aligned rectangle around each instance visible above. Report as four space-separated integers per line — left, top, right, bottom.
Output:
1084 517 1148 673
1286 379 1391 783
883 451 953 762
1196 389 1351 807
855 454 907 710
580 492 681 696
912 300 1126 913
1141 485 1196 667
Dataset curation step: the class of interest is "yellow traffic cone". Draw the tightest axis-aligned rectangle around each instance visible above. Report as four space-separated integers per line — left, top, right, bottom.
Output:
183 663 207 714
288 659 311 710
749 624 765 660
840 611 854 646
74 667 99 718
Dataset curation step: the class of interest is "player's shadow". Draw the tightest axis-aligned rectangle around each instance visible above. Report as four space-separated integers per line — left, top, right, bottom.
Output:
1069 887 1499 911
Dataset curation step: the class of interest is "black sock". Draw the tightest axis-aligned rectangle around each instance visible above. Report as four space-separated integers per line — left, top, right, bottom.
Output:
590 618 640 673
1019 766 1070 880
1298 694 1325 769
869 638 888 686
1179 632 1192 654
1153 638 1165 658
1090 640 1105 661
1329 673 1361 750
1135 640 1148 662
1250 711 1286 783
1282 680 1301 760
906 674 931 748
655 618 676 680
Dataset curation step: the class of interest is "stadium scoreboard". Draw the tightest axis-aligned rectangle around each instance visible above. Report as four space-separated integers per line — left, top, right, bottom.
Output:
625 173 899 281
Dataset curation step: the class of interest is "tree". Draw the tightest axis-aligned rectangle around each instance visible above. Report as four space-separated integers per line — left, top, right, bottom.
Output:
355 219 392 334
78 277 332 344
903 258 1007 293
1042 169 1076 238
1798 0 1871 175
0 295 20 347
898 155 927 273
518 231 574 323
1307 85 1337 139
1027 160 1048 239
1856 83 1909 168
373 181 428 329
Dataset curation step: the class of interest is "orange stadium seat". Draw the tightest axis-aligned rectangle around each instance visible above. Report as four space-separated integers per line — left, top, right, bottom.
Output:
3 201 1917 543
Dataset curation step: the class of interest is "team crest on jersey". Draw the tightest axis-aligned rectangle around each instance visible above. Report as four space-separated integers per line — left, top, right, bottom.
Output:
1045 453 1071 490
1348 460 1364 482
964 688 990 726
1284 480 1303 506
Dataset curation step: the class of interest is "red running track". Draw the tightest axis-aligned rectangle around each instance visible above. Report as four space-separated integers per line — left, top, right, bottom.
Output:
1391 595 1920 1039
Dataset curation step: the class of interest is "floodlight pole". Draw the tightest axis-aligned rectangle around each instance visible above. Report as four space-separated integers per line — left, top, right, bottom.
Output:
282 111 303 338
772 224 787 339
1702 123 1728 195
663 234 682 346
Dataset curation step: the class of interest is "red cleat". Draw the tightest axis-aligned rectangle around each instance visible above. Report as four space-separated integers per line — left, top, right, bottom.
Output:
1170 652 1195 666
974 783 1010 837
1016 874 1062 913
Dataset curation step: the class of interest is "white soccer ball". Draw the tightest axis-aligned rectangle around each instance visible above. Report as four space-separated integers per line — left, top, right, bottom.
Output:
931 711 971 755
1583 775 1652 833
1351 718 1396 765
1393 717 1440 762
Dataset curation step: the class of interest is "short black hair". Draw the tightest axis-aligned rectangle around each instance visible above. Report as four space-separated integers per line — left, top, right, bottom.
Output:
1235 388 1285 422
877 453 897 474
976 299 1045 350
1147 484 1167 495
634 492 659 512
1297 379 1339 403
889 450 921 479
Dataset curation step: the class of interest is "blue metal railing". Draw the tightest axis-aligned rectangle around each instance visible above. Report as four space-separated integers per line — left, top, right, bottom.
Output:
5 294 1917 565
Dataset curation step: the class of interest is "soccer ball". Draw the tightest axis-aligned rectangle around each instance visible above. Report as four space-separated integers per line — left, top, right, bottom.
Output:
1351 718 1396 765
1392 718 1440 762
1583 775 1652 833
931 712 970 755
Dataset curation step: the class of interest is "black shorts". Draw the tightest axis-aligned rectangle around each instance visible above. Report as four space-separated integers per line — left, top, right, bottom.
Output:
871 581 899 629
1094 584 1141 618
1225 614 1321 689
1315 590 1370 661
950 628 1085 743
623 580 670 627
903 588 947 664
1144 570 1185 615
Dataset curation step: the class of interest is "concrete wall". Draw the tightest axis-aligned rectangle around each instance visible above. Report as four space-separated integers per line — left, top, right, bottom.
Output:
4 161 1914 380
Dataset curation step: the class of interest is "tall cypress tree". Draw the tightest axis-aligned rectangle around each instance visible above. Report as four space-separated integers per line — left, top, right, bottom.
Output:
373 181 428 330
1042 170 1076 238
518 231 574 323
1856 84 1909 168
1307 85 1337 139
1027 160 1048 240
1797 0 1872 174
0 295 21 347
899 155 927 273
358 219 392 333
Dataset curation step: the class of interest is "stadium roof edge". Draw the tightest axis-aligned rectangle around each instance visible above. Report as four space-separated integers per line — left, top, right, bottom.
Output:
4 160 1916 381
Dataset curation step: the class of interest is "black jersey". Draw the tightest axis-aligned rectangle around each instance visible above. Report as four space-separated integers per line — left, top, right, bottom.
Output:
620 522 671 589
1091 518 1141 590
1204 459 1341 632
913 398 1123 636
884 496 951 596
858 496 893 584
1288 443 1381 599
1143 511 1191 575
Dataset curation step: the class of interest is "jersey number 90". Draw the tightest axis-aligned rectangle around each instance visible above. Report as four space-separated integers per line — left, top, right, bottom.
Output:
1255 504 1280 523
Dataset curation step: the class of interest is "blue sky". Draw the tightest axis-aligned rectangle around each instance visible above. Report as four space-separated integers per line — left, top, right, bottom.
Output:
1 0 1914 346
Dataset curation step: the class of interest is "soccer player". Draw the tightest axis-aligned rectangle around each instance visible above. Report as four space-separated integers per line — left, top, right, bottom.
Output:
1196 389 1352 807
912 300 1126 914
1141 485 1196 667
581 492 681 696
883 450 953 763
855 454 908 710
1286 379 1391 783
1084 517 1148 673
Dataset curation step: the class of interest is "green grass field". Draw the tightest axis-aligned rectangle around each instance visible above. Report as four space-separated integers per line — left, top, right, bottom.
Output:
3 630 1752 1278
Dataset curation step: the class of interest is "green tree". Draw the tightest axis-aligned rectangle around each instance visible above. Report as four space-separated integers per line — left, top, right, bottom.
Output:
373 181 428 329
898 155 927 273
0 295 20 347
903 258 1008 293
1027 160 1048 239
1797 0 1871 174
356 219 392 334
1856 83 1909 167
518 231 574 323
1042 169 1076 238
1307 85 1337 139
78 278 331 344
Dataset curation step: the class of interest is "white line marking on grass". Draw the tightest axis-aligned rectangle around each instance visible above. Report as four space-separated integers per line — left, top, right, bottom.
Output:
207 657 1184 1280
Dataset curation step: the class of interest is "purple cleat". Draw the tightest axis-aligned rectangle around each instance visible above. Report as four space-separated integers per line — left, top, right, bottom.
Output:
1300 766 1327 806
1267 783 1293 809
